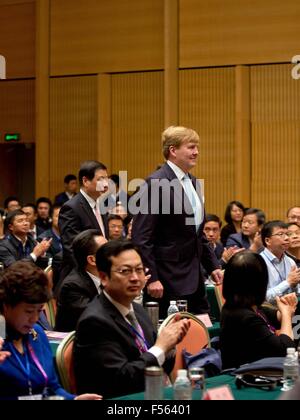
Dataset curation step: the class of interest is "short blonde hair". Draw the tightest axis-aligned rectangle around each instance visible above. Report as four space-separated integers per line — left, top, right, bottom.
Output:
162 126 199 159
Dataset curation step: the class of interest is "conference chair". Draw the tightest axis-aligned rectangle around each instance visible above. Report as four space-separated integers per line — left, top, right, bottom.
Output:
158 312 210 383
56 331 77 393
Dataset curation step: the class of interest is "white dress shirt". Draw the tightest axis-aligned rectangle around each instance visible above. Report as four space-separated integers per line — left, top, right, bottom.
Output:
260 248 297 302
167 160 203 229
86 271 102 294
80 189 106 237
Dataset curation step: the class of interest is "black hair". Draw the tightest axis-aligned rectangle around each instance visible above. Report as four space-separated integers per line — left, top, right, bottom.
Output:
108 214 124 224
0 261 51 310
4 196 20 209
64 174 77 184
5 209 26 229
96 240 138 275
109 174 120 188
36 197 52 208
224 201 245 224
261 220 288 247
22 203 37 213
78 161 107 186
205 214 222 228
222 251 268 308
72 229 103 270
244 208 266 226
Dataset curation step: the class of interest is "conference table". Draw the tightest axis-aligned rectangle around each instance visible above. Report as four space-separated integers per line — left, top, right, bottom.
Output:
115 373 282 401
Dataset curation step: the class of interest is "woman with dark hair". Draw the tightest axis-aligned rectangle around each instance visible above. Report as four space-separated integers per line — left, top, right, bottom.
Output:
220 200 245 246
220 251 296 369
0 261 102 400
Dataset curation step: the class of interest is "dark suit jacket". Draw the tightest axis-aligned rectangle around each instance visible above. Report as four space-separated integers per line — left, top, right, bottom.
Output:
0 234 48 269
54 192 76 206
74 293 174 399
131 163 219 296
226 232 250 249
55 269 99 332
38 229 62 258
58 192 108 275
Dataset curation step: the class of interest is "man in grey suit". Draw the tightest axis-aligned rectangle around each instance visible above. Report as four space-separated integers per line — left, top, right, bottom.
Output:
132 126 223 317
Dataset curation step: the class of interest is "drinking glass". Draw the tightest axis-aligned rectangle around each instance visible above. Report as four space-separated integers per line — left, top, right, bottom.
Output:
188 367 206 400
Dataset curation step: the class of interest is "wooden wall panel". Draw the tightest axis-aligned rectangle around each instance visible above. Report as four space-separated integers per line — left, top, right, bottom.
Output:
49 76 97 201
111 72 164 185
251 64 300 220
0 2 35 78
0 79 35 143
50 0 164 76
180 0 300 68
179 68 235 219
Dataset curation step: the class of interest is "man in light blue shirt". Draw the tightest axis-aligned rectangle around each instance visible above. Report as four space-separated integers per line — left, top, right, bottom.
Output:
260 221 300 302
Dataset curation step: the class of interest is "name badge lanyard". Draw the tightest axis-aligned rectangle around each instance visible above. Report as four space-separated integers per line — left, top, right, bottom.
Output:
8 341 48 396
127 324 150 354
264 253 287 284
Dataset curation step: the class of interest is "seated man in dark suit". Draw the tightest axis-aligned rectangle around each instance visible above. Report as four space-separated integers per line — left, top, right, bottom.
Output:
0 210 52 269
54 174 78 206
74 240 190 399
226 208 265 252
55 229 107 332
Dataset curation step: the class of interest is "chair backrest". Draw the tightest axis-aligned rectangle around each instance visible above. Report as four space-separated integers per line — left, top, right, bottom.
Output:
214 283 225 312
158 312 210 383
56 331 77 394
43 298 57 329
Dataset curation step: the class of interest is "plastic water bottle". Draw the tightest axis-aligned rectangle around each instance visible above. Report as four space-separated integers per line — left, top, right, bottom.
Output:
173 369 192 400
282 348 299 391
167 300 179 316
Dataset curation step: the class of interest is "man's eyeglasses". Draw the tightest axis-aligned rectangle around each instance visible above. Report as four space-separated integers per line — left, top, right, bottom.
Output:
112 266 146 277
270 232 293 238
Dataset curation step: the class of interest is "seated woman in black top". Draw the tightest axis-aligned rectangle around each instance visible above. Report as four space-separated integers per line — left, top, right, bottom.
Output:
220 251 296 370
220 200 245 246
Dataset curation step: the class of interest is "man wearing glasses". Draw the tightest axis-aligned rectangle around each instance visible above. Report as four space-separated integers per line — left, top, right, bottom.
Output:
287 206 300 226
74 240 190 399
260 221 300 303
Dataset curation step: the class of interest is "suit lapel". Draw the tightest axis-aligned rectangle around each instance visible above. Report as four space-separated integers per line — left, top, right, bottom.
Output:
100 295 155 349
78 193 102 231
161 164 197 232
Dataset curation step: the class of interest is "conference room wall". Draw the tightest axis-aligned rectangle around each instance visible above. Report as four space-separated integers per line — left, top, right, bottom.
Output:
251 63 300 221
1 0 300 219
0 79 35 143
0 0 35 79
49 76 97 201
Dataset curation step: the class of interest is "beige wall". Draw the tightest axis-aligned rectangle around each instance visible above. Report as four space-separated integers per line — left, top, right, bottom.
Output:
0 0 300 218
0 1 35 79
49 76 98 200
180 0 300 68
50 0 164 76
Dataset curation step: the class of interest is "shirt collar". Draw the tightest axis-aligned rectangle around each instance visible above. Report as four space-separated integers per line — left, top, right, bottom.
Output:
80 188 96 209
13 234 28 246
86 271 101 294
167 160 187 181
263 247 284 263
103 290 133 318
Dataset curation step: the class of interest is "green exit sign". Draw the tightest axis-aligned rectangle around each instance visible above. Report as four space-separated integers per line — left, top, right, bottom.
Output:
5 133 20 142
